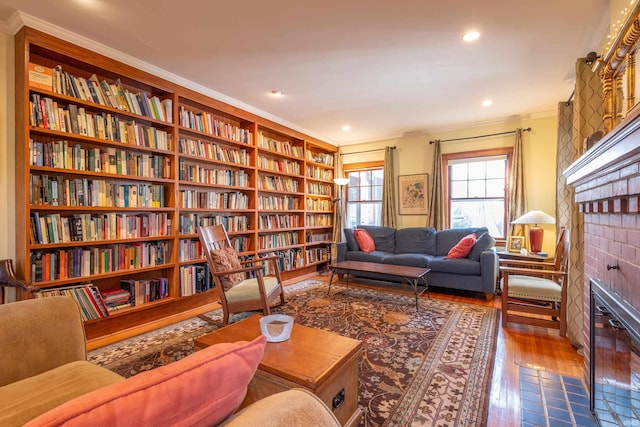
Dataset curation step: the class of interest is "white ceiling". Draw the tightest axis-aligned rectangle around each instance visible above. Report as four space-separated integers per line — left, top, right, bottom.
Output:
0 0 610 145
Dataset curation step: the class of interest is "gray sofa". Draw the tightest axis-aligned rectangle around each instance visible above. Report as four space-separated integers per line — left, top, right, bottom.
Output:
336 225 498 300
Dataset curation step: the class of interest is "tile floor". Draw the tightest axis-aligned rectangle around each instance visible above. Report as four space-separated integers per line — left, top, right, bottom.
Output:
520 367 597 427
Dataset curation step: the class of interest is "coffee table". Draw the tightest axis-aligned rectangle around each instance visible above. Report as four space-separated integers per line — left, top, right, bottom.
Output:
194 315 363 427
328 260 430 310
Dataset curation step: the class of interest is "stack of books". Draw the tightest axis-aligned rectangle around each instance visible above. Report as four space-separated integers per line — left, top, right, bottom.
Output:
100 287 132 312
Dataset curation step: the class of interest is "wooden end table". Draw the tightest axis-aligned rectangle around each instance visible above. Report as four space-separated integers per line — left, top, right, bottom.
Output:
194 315 363 427
328 260 430 310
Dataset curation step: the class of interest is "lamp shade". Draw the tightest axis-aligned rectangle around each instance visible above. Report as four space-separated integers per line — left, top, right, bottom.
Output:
333 177 349 186
511 210 555 225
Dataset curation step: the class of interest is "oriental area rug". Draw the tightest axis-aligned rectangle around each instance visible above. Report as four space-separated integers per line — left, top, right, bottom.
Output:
88 280 499 427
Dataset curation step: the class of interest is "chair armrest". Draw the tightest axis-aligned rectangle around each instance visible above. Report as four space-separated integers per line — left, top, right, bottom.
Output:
222 388 341 427
500 266 567 279
499 259 554 268
214 265 264 277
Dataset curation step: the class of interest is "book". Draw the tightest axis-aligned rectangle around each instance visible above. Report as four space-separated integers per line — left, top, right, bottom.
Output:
28 63 53 91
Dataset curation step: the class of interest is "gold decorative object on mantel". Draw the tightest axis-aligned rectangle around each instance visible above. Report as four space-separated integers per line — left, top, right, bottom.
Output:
595 0 640 133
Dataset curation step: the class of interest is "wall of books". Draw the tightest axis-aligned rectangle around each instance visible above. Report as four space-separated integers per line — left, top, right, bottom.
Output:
15 27 336 346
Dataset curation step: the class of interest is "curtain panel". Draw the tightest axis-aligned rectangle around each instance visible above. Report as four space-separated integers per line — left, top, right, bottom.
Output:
381 147 397 227
508 129 526 237
427 140 444 230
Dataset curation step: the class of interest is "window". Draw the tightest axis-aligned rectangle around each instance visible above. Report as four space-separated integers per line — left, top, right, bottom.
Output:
443 148 512 239
343 163 383 228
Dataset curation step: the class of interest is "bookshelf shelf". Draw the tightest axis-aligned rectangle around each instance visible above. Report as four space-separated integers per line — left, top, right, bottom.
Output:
15 26 336 347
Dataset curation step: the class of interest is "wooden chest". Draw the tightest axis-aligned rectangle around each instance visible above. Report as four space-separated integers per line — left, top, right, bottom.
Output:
194 315 363 426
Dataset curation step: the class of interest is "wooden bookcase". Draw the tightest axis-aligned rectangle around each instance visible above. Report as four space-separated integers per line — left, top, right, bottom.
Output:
14 27 336 348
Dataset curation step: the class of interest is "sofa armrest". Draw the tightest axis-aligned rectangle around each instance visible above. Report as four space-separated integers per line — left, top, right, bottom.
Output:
0 296 87 387
336 242 348 262
480 248 499 293
222 389 341 427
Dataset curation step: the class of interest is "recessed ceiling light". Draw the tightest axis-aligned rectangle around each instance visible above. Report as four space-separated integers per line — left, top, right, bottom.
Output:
481 99 493 107
342 125 351 132
270 90 284 97
463 31 480 42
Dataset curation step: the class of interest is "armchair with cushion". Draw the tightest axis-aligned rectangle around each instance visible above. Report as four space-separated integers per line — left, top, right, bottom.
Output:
198 224 286 325
499 227 570 336
0 296 340 426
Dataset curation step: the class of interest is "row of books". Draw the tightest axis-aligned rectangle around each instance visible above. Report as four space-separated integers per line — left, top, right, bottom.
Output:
261 249 304 272
306 214 332 227
30 139 171 179
307 232 332 242
179 190 249 210
179 213 250 234
305 198 332 212
30 241 171 283
258 231 300 250
178 234 250 262
257 133 304 159
30 212 171 245
178 137 250 165
30 94 172 150
178 107 252 144
178 159 249 186
258 155 301 175
29 63 173 123
306 165 334 181
306 182 333 196
29 174 166 208
119 278 169 307
179 263 213 296
258 194 302 211
258 175 301 193
36 283 108 321
306 150 335 166
306 247 329 264
258 214 301 230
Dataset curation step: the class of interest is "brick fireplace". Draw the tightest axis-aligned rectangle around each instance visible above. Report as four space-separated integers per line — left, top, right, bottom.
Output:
565 107 640 424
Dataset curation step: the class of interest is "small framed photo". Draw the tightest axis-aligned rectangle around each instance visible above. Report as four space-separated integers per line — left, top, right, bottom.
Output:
507 236 525 253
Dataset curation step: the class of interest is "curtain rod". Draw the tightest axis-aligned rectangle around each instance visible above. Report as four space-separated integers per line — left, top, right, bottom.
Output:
428 127 532 144
340 146 396 155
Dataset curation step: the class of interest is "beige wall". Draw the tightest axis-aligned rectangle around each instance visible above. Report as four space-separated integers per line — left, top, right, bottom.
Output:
0 31 15 261
341 114 559 254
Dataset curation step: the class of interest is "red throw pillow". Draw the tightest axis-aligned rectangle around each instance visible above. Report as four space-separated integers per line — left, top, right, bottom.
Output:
353 229 375 253
447 233 477 258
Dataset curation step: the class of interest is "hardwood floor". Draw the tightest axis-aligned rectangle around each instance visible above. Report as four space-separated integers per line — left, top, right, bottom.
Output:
299 273 584 427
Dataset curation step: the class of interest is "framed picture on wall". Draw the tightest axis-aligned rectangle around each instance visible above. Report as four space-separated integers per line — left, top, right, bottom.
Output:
398 174 428 215
507 236 525 253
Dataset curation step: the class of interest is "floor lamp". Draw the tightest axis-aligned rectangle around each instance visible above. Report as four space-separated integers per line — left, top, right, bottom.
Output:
511 210 556 254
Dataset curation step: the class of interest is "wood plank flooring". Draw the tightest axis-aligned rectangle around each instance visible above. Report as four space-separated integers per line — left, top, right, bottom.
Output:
303 273 584 427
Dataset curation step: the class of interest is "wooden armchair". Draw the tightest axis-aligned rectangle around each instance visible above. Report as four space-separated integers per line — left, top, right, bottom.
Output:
197 225 286 325
0 259 40 304
499 227 570 336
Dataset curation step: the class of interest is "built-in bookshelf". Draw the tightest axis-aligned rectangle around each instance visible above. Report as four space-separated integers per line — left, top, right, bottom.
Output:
15 27 336 347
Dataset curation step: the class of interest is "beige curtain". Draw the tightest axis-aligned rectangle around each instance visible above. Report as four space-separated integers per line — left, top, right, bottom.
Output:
331 150 345 262
427 140 444 230
556 58 604 347
381 147 397 227
508 129 527 237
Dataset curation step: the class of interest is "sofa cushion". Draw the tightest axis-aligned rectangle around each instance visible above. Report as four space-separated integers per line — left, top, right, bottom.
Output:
447 233 477 258
428 256 481 275
0 361 124 427
345 250 390 263
358 225 396 253
395 227 437 255
382 253 432 268
468 232 496 261
344 228 360 251
25 336 267 427
435 227 488 256
353 228 375 253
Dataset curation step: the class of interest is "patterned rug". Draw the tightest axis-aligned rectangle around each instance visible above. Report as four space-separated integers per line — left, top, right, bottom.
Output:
89 280 499 427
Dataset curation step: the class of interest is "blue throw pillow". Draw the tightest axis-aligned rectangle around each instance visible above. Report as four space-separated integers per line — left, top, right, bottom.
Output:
467 232 496 261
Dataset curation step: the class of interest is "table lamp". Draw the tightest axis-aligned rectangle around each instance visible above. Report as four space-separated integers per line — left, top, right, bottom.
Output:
511 210 555 254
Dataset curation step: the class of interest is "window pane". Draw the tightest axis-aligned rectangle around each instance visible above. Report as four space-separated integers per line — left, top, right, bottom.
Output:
451 181 467 198
348 173 360 186
451 200 505 237
468 180 485 198
360 186 372 200
372 169 384 182
359 202 382 226
450 164 467 180
486 178 505 197
486 160 505 178
468 162 486 179
361 171 372 185
372 185 382 200
347 187 359 200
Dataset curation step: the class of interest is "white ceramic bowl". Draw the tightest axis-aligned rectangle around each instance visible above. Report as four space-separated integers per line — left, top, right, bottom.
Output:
259 314 294 342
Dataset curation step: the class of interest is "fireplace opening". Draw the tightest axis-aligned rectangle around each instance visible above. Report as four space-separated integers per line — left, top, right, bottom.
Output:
590 279 640 426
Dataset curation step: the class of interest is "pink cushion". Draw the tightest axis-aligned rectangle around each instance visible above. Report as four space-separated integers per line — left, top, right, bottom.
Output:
447 233 477 258
353 229 375 253
25 336 267 427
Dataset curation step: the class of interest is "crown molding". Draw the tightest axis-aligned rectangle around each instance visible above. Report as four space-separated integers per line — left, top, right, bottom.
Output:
6 11 337 146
